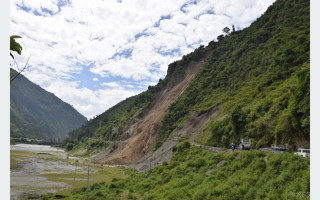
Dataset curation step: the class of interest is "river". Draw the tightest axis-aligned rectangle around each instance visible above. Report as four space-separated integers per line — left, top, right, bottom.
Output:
10 144 84 200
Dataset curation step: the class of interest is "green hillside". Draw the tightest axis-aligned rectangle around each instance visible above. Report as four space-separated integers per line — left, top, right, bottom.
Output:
161 0 309 148
64 0 309 151
59 142 309 200
10 70 87 141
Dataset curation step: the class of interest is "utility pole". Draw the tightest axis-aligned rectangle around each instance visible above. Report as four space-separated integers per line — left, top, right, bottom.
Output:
73 161 78 186
86 165 90 200
144 165 146 178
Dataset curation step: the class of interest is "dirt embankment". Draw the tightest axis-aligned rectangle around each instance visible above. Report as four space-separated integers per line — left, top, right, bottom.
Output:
130 104 222 171
92 56 210 165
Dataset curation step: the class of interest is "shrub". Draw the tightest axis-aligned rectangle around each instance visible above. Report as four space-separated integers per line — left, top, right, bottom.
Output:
66 143 74 151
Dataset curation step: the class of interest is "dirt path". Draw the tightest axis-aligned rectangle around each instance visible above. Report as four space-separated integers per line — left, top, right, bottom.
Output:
190 141 223 153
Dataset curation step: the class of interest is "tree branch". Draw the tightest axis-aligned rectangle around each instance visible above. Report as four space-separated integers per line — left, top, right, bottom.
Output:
11 54 31 82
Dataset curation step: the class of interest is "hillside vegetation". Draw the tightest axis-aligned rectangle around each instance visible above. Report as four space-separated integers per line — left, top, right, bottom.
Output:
62 0 309 157
10 70 87 141
160 0 309 149
52 142 309 200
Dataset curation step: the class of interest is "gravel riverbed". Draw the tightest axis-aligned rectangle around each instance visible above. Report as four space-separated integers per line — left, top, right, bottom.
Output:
10 144 85 200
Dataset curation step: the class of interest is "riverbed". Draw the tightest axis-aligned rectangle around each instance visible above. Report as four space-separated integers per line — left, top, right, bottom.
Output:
10 144 85 200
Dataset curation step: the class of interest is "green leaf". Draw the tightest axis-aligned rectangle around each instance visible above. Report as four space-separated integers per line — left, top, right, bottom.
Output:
10 35 21 39
10 35 22 56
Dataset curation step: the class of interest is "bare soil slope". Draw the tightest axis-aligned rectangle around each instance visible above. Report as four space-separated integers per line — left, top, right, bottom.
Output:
130 104 222 171
92 58 207 165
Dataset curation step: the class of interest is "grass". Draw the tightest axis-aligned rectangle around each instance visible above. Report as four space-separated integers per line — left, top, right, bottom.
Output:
10 151 33 169
41 165 128 197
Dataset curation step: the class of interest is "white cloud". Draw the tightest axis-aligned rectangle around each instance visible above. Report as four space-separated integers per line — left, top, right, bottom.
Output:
100 82 121 88
125 85 134 88
10 0 276 118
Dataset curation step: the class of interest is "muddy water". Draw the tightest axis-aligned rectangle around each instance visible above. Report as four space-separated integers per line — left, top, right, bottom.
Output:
10 144 84 200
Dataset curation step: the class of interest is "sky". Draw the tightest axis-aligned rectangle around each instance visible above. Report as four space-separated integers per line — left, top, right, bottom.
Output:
10 0 276 119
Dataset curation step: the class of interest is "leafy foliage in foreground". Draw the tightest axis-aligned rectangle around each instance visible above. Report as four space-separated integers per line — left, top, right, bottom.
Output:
65 142 309 200
10 35 22 59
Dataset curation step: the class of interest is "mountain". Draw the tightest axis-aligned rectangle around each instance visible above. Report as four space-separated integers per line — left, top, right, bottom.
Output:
10 70 87 141
63 0 309 167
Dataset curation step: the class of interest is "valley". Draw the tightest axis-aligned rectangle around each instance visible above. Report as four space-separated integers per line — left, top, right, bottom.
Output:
9 0 310 199
10 142 309 199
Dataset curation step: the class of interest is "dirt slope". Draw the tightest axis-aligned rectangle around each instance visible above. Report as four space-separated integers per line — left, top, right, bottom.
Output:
91 56 211 165
97 60 204 164
130 104 222 171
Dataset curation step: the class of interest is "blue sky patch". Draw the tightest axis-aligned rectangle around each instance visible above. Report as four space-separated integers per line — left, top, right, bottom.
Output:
16 3 32 13
154 15 172 27
48 42 58 47
112 48 133 59
180 0 198 13
194 10 215 20
41 7 55 16
158 48 181 57
68 62 149 93
134 30 150 41
92 36 104 41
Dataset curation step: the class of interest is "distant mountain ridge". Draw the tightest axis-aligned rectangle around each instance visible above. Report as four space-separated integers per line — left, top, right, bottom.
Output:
10 69 87 141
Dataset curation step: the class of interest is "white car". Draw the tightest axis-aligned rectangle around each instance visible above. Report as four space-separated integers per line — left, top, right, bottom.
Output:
238 139 251 150
295 148 310 158
271 146 287 154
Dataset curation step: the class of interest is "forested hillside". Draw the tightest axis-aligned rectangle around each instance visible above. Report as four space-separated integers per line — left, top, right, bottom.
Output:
10 70 87 141
63 0 309 159
161 0 310 149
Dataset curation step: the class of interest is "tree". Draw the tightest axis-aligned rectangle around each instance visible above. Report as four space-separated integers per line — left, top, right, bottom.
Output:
66 143 74 151
222 27 230 35
217 34 224 41
232 25 235 33
231 106 246 135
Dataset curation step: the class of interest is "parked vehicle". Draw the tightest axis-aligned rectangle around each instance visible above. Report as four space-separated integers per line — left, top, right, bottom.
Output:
232 143 236 151
271 146 287 154
238 139 251 150
295 148 310 158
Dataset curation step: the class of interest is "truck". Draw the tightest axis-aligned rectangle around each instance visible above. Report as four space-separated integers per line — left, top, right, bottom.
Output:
238 139 251 150
295 148 310 158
